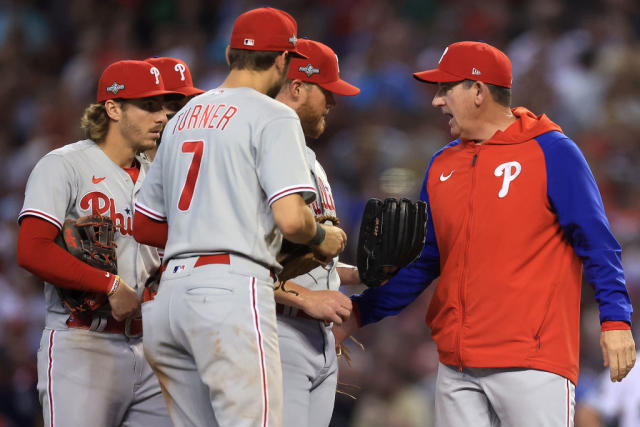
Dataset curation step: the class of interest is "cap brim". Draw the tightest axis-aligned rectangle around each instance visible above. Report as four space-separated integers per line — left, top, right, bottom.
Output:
288 49 308 59
413 69 463 84
319 79 360 96
174 86 206 97
118 88 181 100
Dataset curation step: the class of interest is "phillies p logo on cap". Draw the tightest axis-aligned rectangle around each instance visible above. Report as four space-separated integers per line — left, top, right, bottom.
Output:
97 60 178 102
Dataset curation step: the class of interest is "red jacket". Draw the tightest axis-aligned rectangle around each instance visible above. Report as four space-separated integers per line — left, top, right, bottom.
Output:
354 108 632 384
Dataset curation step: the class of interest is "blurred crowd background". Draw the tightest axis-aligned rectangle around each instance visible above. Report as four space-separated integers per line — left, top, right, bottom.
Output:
0 0 638 425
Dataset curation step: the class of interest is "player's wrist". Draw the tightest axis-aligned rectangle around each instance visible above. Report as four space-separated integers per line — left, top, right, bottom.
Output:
107 275 121 296
307 223 325 246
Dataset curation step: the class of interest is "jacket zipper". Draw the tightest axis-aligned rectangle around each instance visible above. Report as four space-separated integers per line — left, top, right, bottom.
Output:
457 148 479 370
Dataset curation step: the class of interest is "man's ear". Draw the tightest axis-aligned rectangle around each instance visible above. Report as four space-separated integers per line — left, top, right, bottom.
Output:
289 79 305 100
225 45 231 66
474 81 487 107
274 51 289 73
104 99 123 121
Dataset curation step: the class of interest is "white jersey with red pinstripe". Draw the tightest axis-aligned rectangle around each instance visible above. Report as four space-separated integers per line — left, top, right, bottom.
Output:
19 139 170 427
135 87 316 268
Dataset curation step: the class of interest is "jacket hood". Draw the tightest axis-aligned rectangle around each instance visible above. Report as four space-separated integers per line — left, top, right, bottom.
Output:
484 107 563 145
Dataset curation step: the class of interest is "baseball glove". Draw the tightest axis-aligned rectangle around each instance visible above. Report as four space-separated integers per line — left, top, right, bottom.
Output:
357 198 427 287
276 215 339 284
55 215 118 316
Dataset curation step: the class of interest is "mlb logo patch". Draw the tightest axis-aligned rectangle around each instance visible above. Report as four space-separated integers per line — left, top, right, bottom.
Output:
244 38 255 46
173 265 186 274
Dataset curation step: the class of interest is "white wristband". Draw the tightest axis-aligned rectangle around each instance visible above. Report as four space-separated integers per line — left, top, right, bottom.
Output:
107 275 120 296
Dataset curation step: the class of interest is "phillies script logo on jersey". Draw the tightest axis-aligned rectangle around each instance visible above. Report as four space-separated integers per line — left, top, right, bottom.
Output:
80 192 132 235
310 176 335 215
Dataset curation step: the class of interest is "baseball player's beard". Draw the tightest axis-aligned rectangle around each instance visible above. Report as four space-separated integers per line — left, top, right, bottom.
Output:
266 68 289 99
297 104 326 139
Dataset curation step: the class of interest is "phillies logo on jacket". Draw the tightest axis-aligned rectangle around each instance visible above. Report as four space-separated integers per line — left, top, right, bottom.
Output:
80 191 132 235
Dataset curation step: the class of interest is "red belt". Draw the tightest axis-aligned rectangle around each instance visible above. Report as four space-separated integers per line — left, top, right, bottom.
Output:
160 253 231 274
67 315 142 337
195 253 231 267
275 303 315 321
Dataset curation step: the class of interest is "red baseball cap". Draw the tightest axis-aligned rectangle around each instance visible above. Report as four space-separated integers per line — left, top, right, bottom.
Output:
288 39 360 96
229 7 307 58
145 57 205 97
97 60 177 102
413 41 512 88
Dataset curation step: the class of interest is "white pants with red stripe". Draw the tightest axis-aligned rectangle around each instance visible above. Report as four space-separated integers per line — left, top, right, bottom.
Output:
436 362 575 427
142 257 282 427
37 328 171 427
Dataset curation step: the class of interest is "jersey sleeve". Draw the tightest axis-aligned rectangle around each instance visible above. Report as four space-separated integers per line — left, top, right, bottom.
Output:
18 154 75 229
537 131 632 324
257 117 316 205
135 143 167 221
352 168 441 325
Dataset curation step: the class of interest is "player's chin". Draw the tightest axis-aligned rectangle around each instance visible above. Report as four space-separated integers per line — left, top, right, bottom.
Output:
137 138 160 152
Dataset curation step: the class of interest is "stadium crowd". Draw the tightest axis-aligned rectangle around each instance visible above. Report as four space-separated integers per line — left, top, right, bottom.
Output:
0 0 638 425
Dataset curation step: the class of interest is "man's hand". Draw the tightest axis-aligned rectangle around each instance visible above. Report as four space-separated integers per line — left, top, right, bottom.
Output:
332 312 359 347
108 279 141 321
299 289 352 324
313 224 346 259
600 329 636 382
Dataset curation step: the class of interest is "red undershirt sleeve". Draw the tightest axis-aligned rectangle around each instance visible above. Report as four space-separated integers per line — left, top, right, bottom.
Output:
17 216 114 293
133 210 168 249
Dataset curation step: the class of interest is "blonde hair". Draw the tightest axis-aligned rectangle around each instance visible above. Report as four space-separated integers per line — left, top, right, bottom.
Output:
80 103 110 143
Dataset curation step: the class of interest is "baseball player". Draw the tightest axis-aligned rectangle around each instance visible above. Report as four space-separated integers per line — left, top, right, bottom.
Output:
132 8 347 427
16 60 175 426
273 39 360 427
144 56 204 160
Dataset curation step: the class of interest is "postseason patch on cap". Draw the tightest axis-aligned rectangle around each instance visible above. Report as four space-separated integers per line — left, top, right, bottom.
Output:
106 82 125 95
244 38 255 46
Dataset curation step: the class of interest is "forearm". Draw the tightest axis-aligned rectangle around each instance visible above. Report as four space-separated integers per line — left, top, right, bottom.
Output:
271 194 317 244
17 216 113 293
274 280 310 310
337 262 360 285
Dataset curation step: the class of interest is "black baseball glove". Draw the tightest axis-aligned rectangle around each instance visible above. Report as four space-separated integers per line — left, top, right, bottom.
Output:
357 198 427 287
55 215 118 316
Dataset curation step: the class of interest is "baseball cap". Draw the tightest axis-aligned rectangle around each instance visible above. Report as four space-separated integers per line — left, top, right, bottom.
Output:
145 57 205 97
229 7 307 58
97 60 177 102
288 39 360 96
413 41 512 88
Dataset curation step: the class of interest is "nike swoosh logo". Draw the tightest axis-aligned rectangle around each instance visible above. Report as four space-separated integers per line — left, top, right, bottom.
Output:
92 176 105 184
440 170 454 181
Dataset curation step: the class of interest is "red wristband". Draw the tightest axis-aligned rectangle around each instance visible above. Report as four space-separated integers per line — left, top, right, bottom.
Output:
601 320 631 331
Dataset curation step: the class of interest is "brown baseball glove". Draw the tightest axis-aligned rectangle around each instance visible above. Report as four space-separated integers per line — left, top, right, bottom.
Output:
55 215 118 316
276 215 339 283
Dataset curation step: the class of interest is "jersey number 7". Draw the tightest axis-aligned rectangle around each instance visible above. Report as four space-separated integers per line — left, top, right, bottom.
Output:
178 140 204 211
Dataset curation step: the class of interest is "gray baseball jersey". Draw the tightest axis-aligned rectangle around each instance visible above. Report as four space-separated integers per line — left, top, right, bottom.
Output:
19 139 169 427
278 147 341 427
136 87 316 427
135 87 316 267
